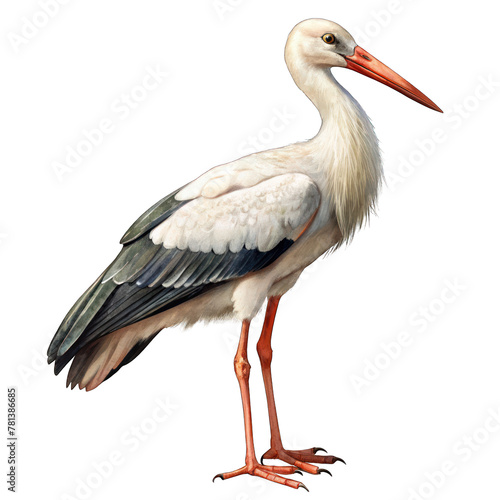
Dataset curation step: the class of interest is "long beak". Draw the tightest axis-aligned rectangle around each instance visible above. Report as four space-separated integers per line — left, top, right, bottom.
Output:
345 46 442 113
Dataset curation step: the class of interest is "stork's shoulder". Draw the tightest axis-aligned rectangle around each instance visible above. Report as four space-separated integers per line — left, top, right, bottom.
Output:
176 144 313 201
120 145 317 246
152 172 320 255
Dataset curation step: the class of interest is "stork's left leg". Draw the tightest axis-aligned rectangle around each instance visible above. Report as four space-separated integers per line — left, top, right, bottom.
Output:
257 296 345 473
213 320 308 490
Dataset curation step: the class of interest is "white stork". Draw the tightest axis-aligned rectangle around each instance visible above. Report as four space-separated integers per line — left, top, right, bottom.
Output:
48 18 441 490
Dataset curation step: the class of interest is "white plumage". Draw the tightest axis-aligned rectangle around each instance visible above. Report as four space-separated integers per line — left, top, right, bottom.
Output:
49 17 440 490
49 18 388 387
151 174 320 254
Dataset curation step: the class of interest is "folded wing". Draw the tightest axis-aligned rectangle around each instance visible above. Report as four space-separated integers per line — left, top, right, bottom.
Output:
48 173 320 378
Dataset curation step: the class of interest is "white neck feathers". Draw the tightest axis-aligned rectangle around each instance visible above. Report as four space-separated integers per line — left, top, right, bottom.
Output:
289 58 383 242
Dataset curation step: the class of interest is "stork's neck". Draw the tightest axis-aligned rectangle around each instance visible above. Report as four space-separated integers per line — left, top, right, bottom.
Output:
297 67 347 124
289 61 383 242
290 64 364 136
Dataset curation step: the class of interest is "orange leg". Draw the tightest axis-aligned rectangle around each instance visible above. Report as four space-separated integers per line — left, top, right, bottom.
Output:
257 296 345 474
213 320 308 490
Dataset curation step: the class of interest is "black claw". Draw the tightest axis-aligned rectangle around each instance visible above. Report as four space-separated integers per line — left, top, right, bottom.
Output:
298 483 309 492
313 447 328 454
336 457 346 465
294 470 303 476
318 468 332 477
212 473 224 482
259 453 266 465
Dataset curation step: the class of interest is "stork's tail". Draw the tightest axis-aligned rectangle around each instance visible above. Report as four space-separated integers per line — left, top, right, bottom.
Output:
47 187 189 389
65 326 159 391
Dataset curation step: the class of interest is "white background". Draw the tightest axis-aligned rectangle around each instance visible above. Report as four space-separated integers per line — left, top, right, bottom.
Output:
2 1 500 499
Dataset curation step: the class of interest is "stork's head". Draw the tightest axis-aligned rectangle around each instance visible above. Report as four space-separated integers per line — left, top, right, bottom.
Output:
285 18 442 112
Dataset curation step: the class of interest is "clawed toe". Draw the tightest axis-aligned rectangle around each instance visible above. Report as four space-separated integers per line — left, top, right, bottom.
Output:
260 445 345 475
318 468 332 476
312 447 328 454
213 462 307 490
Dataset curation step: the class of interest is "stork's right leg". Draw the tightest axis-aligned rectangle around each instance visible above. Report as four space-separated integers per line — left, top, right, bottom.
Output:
257 296 345 473
213 320 308 490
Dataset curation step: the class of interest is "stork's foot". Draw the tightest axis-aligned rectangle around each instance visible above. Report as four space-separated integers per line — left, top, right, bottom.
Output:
260 446 345 474
213 461 308 490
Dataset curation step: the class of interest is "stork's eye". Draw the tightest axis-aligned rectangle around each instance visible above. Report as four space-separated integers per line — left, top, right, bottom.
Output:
322 33 335 44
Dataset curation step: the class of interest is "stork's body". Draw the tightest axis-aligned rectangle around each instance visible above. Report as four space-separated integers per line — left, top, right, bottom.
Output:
48 19 440 490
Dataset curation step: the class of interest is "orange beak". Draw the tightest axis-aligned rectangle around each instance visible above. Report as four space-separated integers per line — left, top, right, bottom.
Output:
345 46 442 113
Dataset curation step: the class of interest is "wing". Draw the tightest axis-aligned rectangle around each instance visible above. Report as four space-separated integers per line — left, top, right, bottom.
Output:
48 173 320 375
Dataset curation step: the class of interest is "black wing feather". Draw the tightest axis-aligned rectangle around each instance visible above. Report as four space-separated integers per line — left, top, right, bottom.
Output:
48 184 298 375
119 187 187 245
50 231 294 375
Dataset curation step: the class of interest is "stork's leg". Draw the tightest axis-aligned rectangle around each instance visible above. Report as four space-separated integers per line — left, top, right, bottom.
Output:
257 296 345 473
213 320 308 490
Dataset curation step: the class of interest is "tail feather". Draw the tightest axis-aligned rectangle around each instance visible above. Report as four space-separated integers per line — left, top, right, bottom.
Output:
66 326 159 391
